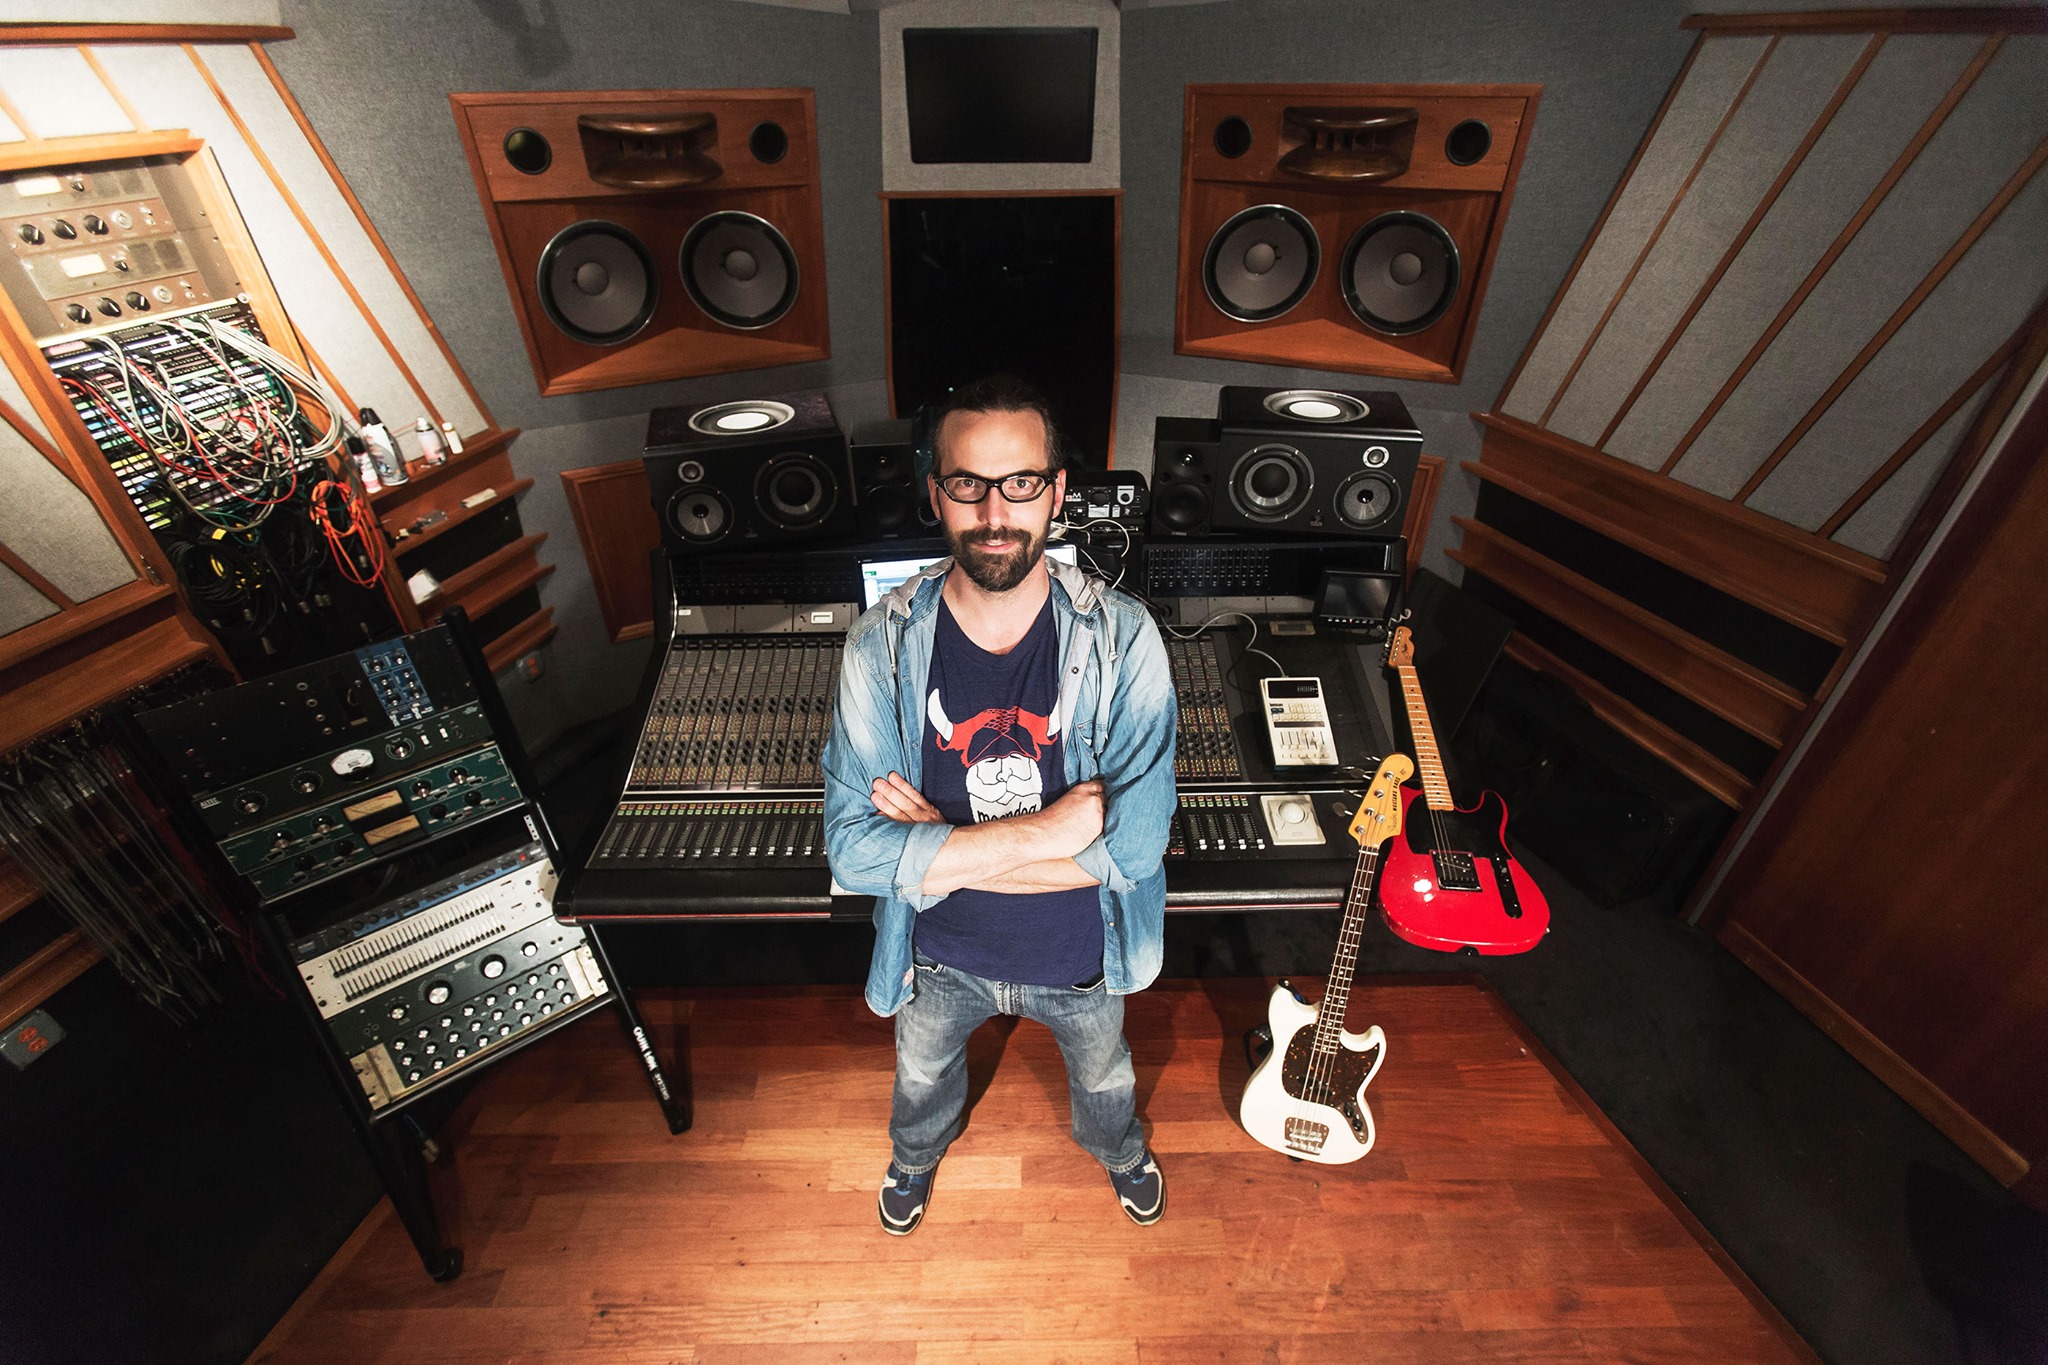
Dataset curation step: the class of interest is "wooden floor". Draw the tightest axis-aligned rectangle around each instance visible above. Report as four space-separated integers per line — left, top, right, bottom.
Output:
252 978 1813 1364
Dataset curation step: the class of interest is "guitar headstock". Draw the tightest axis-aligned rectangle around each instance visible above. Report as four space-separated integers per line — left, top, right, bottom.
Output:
1385 625 1415 668
1347 753 1414 848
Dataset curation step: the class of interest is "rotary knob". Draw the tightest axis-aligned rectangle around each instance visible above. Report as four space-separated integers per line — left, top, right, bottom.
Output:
95 296 121 317
480 954 506 980
125 291 149 311
17 223 42 245
82 214 107 235
51 219 76 240
425 980 451 1006
64 303 89 323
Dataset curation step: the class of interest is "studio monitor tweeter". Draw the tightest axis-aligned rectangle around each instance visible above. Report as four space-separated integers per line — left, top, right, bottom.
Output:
1177 84 1539 384
452 89 830 396
642 390 857 554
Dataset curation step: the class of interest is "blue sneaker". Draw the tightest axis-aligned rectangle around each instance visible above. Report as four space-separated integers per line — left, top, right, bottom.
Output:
878 1161 935 1235
1108 1149 1165 1225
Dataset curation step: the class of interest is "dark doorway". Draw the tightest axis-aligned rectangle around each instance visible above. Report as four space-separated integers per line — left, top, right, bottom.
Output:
886 194 1117 469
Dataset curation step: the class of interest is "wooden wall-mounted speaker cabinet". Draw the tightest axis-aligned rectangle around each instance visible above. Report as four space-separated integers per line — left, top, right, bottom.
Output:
1177 84 1539 384
452 89 831 396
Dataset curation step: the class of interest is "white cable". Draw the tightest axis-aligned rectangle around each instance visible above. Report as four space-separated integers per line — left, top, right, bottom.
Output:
1165 609 1283 677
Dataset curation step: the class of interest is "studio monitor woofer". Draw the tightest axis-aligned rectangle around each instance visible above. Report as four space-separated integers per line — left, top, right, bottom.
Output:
1202 204 1318 322
681 211 799 329
1342 211 1459 336
537 221 657 346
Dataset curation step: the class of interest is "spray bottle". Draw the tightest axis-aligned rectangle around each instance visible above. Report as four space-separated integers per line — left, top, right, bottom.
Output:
358 408 406 485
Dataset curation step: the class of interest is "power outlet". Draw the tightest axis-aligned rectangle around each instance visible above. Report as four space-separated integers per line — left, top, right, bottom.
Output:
2 1008 64 1069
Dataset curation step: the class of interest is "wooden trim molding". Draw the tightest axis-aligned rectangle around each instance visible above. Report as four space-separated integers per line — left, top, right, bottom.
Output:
484 606 557 672
0 128 202 175
1472 414 1884 642
76 44 148 132
1402 454 1444 577
0 930 101 1034
560 459 659 645
1450 515 1807 746
1682 7 2048 35
0 24 295 44
1503 631 1750 807
1720 921 2029 1184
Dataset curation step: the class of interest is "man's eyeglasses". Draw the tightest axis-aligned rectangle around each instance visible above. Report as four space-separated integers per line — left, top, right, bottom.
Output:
933 470 1056 504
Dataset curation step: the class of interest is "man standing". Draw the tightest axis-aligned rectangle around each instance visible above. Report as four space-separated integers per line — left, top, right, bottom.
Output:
822 375 1177 1235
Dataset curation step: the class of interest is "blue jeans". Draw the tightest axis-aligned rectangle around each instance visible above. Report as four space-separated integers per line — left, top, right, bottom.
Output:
891 954 1147 1175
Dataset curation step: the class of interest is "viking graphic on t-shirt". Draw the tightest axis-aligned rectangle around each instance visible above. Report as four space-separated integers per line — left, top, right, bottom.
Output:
927 692 1060 823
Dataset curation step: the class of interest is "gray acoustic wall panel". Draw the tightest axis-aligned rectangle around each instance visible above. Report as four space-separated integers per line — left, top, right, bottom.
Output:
0 48 134 140
192 44 490 437
1748 164 2048 533
1605 34 1983 470
1497 34 1770 422
1829 377 1998 559
0 561 58 638
0 431 138 605
1544 34 1866 453
1671 35 2048 499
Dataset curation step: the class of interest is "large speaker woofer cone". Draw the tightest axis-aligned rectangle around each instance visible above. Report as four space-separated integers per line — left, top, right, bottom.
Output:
1333 470 1401 529
537 220 657 345
754 452 837 529
681 211 799 329
1342 211 1459 336
1202 204 1319 322
1229 444 1314 522
667 485 733 544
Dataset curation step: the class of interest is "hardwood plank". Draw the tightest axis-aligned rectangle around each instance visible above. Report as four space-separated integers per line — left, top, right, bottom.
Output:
1473 414 1882 641
0 128 200 174
255 980 1811 1364
1450 517 1807 745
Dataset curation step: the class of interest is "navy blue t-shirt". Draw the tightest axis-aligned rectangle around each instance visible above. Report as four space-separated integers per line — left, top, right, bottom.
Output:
915 596 1104 986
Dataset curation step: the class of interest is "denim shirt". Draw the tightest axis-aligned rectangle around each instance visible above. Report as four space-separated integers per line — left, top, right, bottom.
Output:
822 557 1177 1016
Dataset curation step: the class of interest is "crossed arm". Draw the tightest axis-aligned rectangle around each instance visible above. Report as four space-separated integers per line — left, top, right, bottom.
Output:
869 771 1105 897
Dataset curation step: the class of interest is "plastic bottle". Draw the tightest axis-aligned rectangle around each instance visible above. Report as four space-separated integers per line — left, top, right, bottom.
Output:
346 434 381 493
358 408 406 485
440 420 465 457
414 416 447 467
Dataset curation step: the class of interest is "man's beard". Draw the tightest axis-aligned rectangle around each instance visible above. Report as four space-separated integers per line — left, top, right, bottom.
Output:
948 522 1047 593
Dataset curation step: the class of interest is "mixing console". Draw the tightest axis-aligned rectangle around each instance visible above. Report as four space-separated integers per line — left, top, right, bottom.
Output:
591 798 826 869
1166 636 1245 781
626 637 842 793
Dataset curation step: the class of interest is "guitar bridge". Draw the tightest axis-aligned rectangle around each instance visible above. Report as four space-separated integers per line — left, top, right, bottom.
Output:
1433 849 1481 892
1284 1117 1329 1153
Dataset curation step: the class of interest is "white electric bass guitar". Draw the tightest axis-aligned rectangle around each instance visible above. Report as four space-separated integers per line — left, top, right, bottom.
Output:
1238 753 1411 1164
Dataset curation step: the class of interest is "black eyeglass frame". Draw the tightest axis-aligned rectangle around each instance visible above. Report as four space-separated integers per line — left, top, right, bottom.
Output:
930 469 1060 504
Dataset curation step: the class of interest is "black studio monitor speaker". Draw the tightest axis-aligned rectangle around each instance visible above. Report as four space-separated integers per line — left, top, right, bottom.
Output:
643 390 857 554
850 412 937 540
1149 386 1422 539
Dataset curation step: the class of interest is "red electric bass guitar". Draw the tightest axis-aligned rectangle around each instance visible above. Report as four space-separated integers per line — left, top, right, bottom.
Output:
1374 626 1550 955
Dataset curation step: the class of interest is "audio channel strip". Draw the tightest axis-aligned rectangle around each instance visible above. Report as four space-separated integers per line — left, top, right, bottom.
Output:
288 841 609 1109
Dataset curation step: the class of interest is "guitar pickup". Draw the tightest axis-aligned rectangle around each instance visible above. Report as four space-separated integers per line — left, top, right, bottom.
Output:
1433 850 1482 892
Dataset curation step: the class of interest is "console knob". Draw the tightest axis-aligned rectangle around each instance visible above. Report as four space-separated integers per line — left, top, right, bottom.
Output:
51 219 76 239
64 303 89 323
480 954 506 980
96 297 121 317
82 214 107 234
425 981 451 1005
17 223 41 245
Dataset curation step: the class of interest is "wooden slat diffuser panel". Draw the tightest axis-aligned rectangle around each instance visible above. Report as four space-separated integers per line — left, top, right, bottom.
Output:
1471 415 1881 642
1449 517 1807 746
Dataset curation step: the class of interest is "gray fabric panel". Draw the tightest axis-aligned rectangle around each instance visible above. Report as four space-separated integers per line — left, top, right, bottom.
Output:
1114 373 1223 481
194 45 490 437
1830 375 1997 559
1546 35 1866 453
1749 164 2048 533
1499 35 1770 422
0 48 133 139
0 429 138 604
0 105 21 143
0 347 52 443
0 561 60 638
1672 35 2048 498
94 44 426 432
1607 34 1983 470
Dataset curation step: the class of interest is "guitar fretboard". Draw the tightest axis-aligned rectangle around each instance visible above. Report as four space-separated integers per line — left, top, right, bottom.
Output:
1395 663 1454 812
1310 841 1382 1069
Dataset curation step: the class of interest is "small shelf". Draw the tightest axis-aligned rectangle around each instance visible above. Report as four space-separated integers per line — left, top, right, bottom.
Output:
419 532 548 611
369 427 519 512
391 478 534 557
0 856 41 927
484 607 558 672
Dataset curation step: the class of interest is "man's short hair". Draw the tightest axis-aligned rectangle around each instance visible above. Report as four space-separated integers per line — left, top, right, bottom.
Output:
931 374 1067 474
